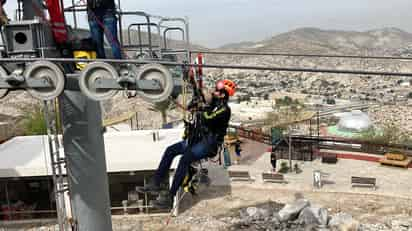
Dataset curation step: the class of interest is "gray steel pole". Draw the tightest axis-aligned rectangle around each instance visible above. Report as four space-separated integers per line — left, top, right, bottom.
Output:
59 91 113 231
288 131 292 172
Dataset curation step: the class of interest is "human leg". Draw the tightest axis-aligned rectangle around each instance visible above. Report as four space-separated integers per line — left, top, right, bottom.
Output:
169 136 216 197
103 12 122 59
137 141 186 194
153 136 217 208
88 13 106 59
153 141 186 185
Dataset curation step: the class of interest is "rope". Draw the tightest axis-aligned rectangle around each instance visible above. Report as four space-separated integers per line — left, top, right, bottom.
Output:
159 190 187 230
161 159 207 230
182 80 188 119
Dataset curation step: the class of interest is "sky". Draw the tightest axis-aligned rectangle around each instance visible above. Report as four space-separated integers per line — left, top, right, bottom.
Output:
5 0 412 48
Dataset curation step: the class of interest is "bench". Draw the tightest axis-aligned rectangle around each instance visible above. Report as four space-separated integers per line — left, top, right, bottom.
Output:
228 170 254 182
322 153 338 164
351 176 376 190
262 173 287 184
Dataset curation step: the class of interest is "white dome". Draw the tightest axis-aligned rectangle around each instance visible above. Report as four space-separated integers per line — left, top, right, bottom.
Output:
337 111 372 132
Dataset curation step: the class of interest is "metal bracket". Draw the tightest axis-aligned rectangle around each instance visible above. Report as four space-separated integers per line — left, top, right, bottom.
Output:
92 79 162 91
136 79 162 91
0 78 52 89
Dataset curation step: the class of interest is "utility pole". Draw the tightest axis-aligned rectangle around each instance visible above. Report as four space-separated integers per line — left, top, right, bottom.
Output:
288 127 292 171
317 109 320 152
59 92 113 231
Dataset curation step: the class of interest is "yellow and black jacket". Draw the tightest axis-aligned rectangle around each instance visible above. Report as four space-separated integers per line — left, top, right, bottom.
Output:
202 103 231 143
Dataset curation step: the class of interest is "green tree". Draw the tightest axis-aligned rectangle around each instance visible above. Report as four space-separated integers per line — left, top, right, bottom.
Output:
284 96 292 105
359 123 409 145
326 98 336 105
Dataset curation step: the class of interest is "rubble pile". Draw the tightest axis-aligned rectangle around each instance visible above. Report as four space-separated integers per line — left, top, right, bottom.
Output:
223 198 360 231
3 196 412 231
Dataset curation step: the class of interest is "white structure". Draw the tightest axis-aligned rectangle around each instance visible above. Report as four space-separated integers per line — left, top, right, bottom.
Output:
0 129 184 178
336 110 372 132
400 81 411 87
229 101 274 122
0 129 187 220
0 128 230 218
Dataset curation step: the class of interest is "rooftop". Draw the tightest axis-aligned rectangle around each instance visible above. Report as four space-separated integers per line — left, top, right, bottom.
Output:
0 129 184 178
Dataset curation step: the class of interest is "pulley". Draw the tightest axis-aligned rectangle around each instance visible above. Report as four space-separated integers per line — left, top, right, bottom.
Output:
136 63 174 103
24 61 65 101
0 66 9 99
79 62 119 101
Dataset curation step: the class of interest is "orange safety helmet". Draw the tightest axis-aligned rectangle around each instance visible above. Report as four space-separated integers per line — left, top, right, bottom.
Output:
216 79 236 96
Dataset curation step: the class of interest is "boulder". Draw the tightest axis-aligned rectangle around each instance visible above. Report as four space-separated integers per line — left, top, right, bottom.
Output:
298 206 328 226
278 199 310 222
390 217 412 230
241 206 271 221
246 207 258 217
297 207 318 226
329 212 359 231
271 213 281 225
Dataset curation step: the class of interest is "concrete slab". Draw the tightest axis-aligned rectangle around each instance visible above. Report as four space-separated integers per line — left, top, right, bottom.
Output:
237 152 412 199
0 129 184 178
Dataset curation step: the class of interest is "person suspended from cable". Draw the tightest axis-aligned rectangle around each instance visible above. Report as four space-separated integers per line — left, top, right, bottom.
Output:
87 0 122 59
137 79 236 209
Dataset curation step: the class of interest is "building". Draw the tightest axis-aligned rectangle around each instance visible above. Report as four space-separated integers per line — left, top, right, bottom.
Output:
337 111 372 133
327 111 373 137
0 129 184 221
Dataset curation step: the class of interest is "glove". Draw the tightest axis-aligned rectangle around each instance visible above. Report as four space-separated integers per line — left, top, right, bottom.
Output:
0 6 8 26
0 14 8 26
187 99 200 111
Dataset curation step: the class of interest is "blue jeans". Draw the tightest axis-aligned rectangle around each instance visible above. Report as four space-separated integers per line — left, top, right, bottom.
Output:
88 9 122 59
154 134 218 197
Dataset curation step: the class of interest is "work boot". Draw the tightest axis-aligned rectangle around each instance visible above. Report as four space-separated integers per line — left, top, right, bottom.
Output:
152 194 173 209
136 179 161 195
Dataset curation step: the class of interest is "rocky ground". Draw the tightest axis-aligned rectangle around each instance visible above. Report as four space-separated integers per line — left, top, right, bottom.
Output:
368 105 412 133
134 186 412 231
3 186 412 231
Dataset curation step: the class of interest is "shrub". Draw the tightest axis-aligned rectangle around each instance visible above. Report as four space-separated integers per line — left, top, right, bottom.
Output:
278 161 289 173
293 163 302 174
21 104 47 135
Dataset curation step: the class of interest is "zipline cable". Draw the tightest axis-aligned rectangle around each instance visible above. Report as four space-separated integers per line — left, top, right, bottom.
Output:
190 50 412 61
3 57 412 77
